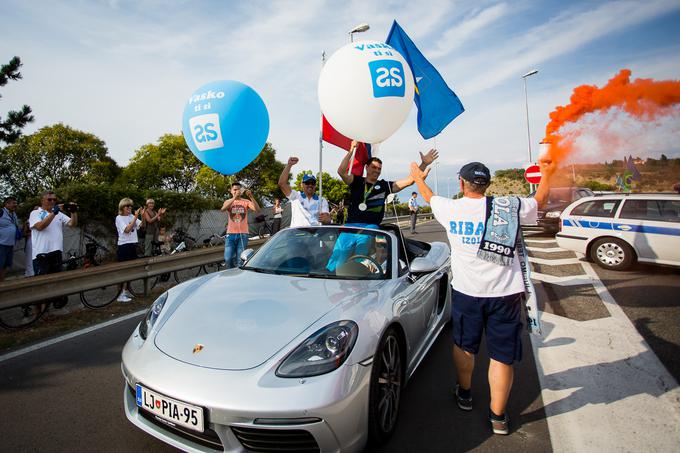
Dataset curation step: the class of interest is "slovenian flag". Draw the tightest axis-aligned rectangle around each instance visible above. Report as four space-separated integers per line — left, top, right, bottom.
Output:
322 115 371 176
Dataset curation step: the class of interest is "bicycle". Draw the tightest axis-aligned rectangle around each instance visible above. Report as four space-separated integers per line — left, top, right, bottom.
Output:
194 231 227 275
253 214 277 238
0 233 113 328
64 234 146 310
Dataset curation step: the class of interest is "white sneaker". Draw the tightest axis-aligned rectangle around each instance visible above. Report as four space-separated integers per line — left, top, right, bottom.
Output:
117 294 132 303
123 289 134 299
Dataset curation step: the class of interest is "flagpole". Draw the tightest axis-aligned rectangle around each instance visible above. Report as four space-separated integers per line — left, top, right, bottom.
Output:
319 51 326 200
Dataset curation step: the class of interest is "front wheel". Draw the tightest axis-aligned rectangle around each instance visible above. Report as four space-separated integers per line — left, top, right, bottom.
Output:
0 303 47 329
367 327 403 446
590 237 635 271
80 285 119 309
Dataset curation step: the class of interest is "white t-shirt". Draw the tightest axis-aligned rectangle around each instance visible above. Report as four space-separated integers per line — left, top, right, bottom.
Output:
287 191 329 227
29 208 71 260
116 214 142 245
430 195 537 297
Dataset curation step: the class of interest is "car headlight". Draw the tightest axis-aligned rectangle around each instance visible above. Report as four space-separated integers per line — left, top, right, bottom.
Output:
139 292 168 340
276 320 359 378
546 210 562 218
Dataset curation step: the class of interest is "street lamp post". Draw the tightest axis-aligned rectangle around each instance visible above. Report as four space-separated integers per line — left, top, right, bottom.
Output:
341 23 371 178
348 23 370 42
522 69 538 192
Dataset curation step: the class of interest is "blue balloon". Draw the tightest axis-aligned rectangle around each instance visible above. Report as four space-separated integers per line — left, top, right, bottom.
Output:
182 80 269 175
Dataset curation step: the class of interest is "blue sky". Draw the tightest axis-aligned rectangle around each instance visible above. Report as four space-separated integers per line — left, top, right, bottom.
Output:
2 0 679 195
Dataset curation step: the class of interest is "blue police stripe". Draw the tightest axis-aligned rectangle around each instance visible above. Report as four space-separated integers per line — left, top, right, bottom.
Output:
563 219 680 236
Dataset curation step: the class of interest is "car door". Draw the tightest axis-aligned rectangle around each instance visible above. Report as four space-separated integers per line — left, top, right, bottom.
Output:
566 199 621 234
391 241 439 359
618 199 680 264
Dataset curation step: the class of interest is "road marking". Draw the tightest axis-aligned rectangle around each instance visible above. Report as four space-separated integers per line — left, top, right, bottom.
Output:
527 246 566 253
531 272 592 285
532 261 680 452
528 257 583 266
0 309 146 363
525 238 558 244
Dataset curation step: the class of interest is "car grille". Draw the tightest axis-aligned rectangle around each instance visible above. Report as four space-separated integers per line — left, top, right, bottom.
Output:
128 384 224 451
231 426 320 452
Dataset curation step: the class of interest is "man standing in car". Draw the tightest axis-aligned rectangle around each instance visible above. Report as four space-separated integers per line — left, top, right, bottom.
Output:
409 156 555 436
326 142 437 271
278 157 331 227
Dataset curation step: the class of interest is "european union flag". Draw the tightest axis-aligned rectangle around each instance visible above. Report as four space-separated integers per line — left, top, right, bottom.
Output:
386 20 464 139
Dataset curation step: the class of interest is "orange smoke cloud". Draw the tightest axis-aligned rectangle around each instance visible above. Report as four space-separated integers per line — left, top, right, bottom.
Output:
543 69 680 165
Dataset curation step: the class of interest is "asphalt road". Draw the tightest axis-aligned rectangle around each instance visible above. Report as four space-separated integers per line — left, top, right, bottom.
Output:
1 220 677 452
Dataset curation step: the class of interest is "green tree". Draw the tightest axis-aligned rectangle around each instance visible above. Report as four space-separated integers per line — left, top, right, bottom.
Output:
195 166 234 198
0 123 111 198
122 134 202 192
0 56 33 146
494 168 524 180
232 142 285 203
293 170 350 206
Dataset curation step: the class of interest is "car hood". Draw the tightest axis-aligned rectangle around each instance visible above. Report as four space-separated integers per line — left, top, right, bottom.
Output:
154 269 379 370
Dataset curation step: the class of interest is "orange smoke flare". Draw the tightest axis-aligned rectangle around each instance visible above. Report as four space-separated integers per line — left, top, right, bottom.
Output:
543 69 680 165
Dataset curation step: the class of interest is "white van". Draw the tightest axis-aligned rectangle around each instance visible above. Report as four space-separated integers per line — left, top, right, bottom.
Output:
556 193 680 270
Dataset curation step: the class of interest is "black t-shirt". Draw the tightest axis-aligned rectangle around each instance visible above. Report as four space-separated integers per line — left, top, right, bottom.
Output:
346 176 394 225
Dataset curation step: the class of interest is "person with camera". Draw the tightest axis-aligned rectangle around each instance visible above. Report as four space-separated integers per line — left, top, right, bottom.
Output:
141 198 166 257
221 182 260 268
0 196 21 282
29 191 78 309
115 198 144 303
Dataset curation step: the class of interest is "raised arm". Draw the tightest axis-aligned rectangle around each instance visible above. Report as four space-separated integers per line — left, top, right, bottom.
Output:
533 155 557 208
409 163 433 203
245 189 260 212
221 198 235 212
337 141 357 185
278 157 298 197
418 148 438 170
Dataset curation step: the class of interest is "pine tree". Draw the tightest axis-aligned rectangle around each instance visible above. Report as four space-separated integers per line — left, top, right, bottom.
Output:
0 56 34 145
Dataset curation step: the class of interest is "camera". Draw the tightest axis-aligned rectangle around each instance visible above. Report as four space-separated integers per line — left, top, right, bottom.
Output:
63 202 78 213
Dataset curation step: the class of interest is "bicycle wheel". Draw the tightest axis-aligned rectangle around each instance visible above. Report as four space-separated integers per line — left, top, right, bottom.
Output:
202 261 223 274
127 278 155 298
173 266 203 284
0 303 47 329
80 285 119 309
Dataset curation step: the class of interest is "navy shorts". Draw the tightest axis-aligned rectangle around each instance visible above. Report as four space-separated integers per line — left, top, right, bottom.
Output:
116 243 138 262
451 289 523 365
0 244 13 269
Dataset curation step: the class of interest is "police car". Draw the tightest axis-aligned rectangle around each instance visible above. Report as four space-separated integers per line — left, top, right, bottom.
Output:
556 193 680 270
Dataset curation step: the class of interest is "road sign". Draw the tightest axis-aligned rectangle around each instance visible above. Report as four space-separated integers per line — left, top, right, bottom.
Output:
524 164 542 184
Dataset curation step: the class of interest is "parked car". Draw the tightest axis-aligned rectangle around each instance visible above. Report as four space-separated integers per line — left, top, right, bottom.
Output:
535 187 595 233
556 193 680 270
121 224 451 452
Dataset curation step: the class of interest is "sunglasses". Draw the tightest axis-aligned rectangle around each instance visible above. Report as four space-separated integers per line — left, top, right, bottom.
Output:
303 181 316 185
47 198 57 201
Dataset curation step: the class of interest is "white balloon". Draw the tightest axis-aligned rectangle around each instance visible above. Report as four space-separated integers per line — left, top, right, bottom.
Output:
318 40 414 144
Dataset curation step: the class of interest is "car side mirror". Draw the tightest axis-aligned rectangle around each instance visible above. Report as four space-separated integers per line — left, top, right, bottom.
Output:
240 249 255 266
409 256 438 274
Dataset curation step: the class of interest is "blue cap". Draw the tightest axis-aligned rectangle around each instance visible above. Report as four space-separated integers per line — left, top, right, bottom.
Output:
302 174 317 184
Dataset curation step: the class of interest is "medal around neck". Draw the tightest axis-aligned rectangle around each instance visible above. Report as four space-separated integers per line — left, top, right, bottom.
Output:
182 80 269 175
358 203 368 211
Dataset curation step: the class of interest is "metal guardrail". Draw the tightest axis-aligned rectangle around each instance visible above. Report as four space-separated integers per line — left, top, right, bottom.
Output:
0 216 435 311
0 240 265 310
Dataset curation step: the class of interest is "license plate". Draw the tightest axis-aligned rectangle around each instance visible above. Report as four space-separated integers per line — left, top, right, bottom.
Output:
136 384 204 432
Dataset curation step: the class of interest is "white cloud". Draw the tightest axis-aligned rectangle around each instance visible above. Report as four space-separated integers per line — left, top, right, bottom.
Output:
429 3 510 59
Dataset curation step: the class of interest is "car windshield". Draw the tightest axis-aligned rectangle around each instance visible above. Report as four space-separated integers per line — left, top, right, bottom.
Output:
243 227 392 280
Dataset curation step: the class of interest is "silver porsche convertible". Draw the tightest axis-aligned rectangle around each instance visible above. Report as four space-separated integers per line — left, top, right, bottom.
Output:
121 225 451 452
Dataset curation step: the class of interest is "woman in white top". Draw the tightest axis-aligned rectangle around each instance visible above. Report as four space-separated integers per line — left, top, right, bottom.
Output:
272 198 283 234
115 198 143 303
